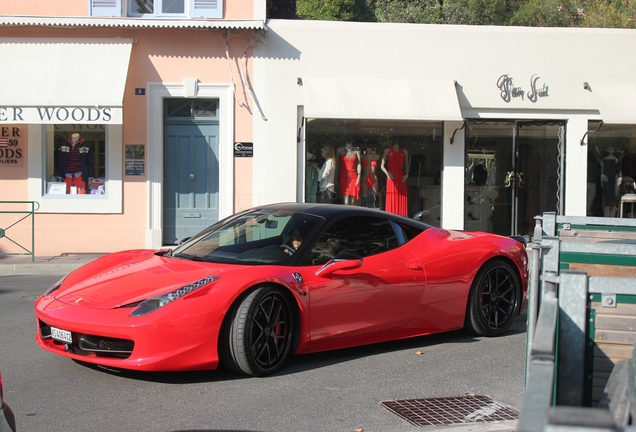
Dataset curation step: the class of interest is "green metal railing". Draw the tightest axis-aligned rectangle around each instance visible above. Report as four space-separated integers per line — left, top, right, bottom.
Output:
0 201 37 262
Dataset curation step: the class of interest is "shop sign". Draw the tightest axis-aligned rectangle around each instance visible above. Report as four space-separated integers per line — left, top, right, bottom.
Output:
496 74 549 103
0 106 121 124
0 126 23 167
234 142 253 157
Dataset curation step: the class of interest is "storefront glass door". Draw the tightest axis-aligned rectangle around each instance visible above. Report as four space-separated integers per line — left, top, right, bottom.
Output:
465 120 565 237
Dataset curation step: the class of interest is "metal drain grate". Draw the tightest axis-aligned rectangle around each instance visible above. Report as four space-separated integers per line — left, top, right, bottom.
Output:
380 394 519 427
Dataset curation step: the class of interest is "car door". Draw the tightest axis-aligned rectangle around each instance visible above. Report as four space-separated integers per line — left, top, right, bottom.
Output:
302 215 425 345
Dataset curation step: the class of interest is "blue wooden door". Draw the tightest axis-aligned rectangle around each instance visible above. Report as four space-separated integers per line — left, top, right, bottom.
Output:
163 123 219 244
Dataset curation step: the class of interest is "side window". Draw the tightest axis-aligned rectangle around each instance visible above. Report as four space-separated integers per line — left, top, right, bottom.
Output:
307 216 398 265
392 222 426 243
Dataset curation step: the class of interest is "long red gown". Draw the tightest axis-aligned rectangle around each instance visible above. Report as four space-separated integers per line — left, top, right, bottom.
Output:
339 153 360 199
385 147 408 216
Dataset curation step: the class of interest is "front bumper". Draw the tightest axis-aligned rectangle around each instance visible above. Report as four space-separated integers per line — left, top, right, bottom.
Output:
34 296 223 372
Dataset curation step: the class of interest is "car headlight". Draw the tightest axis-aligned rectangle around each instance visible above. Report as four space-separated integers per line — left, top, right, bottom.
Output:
43 275 67 297
130 276 219 317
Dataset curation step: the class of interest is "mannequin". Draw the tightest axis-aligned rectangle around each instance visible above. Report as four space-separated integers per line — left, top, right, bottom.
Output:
336 138 361 205
361 147 380 207
57 133 94 194
314 144 336 203
381 143 409 217
601 147 619 217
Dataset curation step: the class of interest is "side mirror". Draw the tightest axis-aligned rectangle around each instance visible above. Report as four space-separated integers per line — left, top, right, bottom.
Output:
315 254 363 277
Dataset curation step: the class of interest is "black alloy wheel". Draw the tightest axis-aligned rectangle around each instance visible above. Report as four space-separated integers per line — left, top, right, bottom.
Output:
464 259 521 337
224 286 294 376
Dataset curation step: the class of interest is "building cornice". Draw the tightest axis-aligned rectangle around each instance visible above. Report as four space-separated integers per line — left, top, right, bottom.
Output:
0 15 265 30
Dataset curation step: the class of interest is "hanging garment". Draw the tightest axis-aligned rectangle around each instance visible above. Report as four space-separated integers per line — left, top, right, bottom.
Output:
305 161 318 203
602 156 619 207
385 147 408 217
339 153 360 200
362 159 378 191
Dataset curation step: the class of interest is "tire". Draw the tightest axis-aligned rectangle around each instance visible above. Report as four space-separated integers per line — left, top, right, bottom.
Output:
223 286 294 376
464 259 521 337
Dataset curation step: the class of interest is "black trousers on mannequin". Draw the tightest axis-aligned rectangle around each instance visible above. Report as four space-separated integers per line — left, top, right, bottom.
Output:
317 189 335 204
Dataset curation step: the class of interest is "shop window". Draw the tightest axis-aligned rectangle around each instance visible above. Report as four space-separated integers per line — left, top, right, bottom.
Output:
586 121 636 218
44 124 107 197
304 119 443 226
89 0 223 18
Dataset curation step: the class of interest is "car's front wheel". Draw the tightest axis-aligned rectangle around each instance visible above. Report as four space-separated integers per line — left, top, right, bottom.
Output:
223 286 294 376
464 259 521 337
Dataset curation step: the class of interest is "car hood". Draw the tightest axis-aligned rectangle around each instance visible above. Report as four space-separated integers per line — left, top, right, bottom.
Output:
54 250 242 310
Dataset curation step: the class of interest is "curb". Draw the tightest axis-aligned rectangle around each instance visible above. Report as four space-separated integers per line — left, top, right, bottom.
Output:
0 263 83 276
0 254 104 276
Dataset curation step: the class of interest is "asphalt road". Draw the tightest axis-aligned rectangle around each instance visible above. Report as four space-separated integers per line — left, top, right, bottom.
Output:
0 274 527 432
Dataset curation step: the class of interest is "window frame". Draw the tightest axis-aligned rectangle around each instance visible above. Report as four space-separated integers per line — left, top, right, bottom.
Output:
27 124 123 214
89 0 223 19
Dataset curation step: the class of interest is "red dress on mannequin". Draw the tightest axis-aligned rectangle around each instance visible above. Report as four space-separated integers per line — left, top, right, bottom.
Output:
385 147 408 216
339 153 360 200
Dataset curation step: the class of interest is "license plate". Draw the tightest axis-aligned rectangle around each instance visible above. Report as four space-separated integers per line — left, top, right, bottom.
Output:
51 326 72 344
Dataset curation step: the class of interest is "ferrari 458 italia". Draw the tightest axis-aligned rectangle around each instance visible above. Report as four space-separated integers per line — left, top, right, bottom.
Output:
35 203 528 376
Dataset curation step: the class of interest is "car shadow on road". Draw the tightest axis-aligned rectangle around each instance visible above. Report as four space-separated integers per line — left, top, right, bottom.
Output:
281 310 527 376
169 430 259 432
73 311 527 384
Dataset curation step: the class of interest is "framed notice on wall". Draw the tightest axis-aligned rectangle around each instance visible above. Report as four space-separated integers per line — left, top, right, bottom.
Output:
234 142 253 157
125 144 145 176
125 160 144 176
125 144 145 160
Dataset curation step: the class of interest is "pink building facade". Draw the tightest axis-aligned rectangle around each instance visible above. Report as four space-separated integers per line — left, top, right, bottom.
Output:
0 0 264 255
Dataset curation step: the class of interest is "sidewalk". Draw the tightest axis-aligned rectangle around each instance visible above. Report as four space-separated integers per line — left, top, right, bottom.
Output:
0 253 104 276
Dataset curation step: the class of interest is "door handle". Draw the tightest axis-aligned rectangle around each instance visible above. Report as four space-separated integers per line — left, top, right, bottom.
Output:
190 174 195 180
504 171 524 188
408 262 422 270
504 171 515 188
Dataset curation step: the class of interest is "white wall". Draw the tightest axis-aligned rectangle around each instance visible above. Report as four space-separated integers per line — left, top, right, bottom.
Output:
254 20 636 223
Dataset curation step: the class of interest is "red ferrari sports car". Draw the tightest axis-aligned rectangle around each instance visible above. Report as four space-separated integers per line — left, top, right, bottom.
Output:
35 203 528 376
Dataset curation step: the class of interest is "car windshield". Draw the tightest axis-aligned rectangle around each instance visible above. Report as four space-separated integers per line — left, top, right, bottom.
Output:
170 209 322 265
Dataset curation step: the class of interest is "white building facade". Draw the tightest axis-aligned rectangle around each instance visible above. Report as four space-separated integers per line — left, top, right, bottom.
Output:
254 20 636 238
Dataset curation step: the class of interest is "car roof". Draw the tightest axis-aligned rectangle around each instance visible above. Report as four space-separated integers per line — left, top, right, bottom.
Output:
251 202 432 228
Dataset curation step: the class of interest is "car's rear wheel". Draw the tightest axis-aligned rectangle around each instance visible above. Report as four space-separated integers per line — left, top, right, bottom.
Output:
464 259 521 337
223 286 294 376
